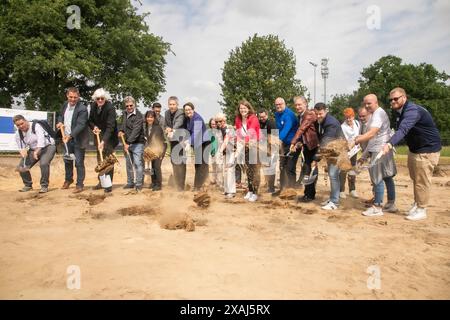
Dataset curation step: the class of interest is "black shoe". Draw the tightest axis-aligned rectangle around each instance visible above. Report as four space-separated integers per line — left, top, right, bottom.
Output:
123 184 135 189
152 185 161 191
271 190 281 197
104 187 112 193
93 183 102 190
297 195 314 203
267 188 275 194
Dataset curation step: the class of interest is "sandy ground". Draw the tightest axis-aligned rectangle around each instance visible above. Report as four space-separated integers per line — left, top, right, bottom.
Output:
0 153 449 300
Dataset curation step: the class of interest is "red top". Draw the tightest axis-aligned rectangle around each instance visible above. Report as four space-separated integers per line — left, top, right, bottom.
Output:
234 114 261 142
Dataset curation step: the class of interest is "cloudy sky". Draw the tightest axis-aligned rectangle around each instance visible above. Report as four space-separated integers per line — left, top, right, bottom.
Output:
136 0 449 121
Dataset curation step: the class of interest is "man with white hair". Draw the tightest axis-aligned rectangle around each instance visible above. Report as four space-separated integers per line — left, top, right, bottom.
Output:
88 88 119 193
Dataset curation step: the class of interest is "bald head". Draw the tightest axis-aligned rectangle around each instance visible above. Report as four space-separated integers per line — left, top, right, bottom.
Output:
363 94 379 114
275 97 286 113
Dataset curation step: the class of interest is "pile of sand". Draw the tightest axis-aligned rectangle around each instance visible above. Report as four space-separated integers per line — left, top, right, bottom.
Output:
318 139 352 171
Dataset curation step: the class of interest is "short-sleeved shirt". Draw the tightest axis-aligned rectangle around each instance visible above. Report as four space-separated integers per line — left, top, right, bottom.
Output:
366 107 391 153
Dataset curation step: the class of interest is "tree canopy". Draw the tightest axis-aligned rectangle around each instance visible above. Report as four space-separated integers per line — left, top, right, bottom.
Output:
220 34 306 121
0 0 170 111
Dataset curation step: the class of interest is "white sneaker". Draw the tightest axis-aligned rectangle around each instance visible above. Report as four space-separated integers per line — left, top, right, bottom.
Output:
408 203 418 215
225 193 235 199
362 206 384 217
321 199 331 206
340 192 347 199
321 202 338 210
244 192 252 200
248 193 258 202
350 190 358 198
406 207 427 221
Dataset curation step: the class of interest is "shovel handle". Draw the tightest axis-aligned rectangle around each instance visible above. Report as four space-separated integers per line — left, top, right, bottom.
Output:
120 135 128 154
95 132 104 162
59 125 66 139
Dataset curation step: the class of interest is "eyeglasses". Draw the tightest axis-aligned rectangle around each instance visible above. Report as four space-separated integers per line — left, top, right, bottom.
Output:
96 97 105 101
389 95 404 103
126 104 134 108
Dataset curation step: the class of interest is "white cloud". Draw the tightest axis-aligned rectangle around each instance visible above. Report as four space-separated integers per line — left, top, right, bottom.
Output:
138 0 450 120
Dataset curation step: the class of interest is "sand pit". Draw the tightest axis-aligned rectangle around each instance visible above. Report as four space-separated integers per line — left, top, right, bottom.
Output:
72 193 107 206
116 206 158 217
159 211 195 232
0 155 449 299
279 188 297 200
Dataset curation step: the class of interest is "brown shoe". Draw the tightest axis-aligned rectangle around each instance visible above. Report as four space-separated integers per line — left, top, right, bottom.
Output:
73 186 83 194
62 180 73 189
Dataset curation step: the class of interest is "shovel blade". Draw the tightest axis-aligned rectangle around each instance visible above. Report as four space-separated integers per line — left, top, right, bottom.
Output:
63 153 76 161
302 174 318 185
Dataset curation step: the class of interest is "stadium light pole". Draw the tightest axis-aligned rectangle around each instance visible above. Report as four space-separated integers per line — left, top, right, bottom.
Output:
309 61 318 106
321 58 329 105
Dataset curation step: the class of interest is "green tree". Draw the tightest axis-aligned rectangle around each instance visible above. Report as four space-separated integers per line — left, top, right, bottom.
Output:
0 0 170 111
220 34 306 121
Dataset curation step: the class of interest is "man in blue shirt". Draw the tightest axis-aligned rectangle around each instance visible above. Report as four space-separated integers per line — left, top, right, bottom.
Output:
382 87 442 221
274 97 299 194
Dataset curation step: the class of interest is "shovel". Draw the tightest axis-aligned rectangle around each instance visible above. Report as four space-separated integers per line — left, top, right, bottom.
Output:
60 125 76 161
15 153 30 173
302 163 318 185
95 131 112 189
348 151 384 176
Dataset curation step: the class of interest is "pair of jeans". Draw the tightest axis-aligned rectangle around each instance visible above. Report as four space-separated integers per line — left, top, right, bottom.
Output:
279 142 299 190
125 143 144 187
328 163 341 205
20 145 56 188
303 147 318 199
373 176 396 205
64 139 86 187
170 141 187 191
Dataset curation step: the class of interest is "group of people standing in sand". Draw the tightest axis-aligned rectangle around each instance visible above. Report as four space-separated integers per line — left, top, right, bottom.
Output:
13 86 442 221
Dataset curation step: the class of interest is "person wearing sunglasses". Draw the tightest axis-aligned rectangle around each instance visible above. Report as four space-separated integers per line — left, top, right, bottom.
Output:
382 87 442 221
118 96 145 192
88 88 119 193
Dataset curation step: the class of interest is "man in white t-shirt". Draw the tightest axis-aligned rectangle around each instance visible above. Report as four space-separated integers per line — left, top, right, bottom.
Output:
13 115 56 193
353 94 397 216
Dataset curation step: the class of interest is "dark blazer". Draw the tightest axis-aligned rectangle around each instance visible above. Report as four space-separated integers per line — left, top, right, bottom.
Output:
119 109 145 144
315 113 344 147
57 101 89 149
291 110 319 150
88 101 119 148
164 109 185 131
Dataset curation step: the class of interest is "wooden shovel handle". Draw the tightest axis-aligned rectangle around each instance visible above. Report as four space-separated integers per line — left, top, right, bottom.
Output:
120 135 128 153
94 131 103 162
59 125 66 139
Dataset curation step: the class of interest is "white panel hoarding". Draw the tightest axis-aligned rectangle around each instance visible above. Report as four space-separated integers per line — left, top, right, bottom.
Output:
0 108 50 151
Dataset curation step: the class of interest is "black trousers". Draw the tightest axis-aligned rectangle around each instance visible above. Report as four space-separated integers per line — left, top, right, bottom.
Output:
279 142 299 190
193 141 211 188
151 158 162 187
303 146 318 199
170 141 187 191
